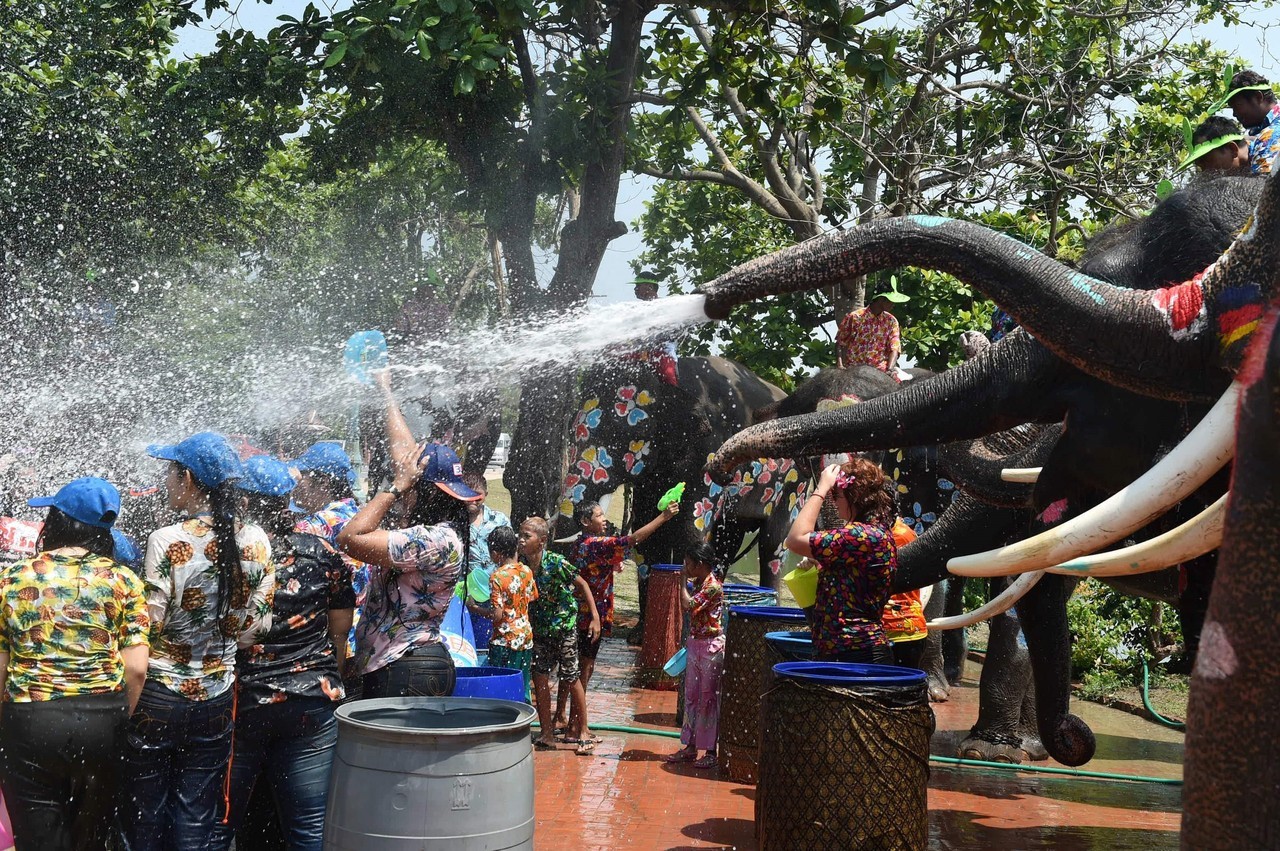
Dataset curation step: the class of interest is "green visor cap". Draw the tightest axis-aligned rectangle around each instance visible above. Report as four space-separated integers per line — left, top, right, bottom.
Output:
873 289 910 304
1209 62 1276 113
1177 132 1246 172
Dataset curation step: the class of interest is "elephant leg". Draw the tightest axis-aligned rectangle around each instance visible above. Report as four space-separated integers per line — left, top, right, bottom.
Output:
958 587 1039 764
941 576 968 686
1018 574 1096 766
919 581 950 702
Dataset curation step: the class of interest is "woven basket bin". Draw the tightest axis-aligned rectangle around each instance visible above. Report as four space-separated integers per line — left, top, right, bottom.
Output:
757 675 934 850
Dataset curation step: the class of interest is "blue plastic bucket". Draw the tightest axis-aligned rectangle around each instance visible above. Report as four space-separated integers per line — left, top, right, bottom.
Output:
764 630 814 662
343 329 388 386
451 666 526 703
771 661 927 687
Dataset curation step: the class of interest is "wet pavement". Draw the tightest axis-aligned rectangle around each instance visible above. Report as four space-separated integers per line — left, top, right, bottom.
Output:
532 637 1182 849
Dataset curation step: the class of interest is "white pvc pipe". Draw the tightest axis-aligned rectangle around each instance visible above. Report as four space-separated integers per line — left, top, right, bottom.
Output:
926 571 1044 631
1046 495 1225 578
947 382 1239 578
1001 467 1042 483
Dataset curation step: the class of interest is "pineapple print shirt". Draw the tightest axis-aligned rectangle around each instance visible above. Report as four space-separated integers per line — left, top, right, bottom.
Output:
0 551 150 702
143 517 276 701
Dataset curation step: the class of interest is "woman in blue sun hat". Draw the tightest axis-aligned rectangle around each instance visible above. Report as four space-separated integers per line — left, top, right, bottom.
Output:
118 432 276 851
0 477 149 851
338 372 480 699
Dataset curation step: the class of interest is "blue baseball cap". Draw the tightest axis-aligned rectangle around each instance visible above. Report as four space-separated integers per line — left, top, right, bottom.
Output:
146 432 244 488
419 442 481 501
111 529 141 568
292 441 356 486
238 456 298 497
28 477 121 528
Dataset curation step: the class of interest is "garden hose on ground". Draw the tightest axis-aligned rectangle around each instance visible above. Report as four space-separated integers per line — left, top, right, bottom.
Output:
1140 656 1187 730
533 722 1183 785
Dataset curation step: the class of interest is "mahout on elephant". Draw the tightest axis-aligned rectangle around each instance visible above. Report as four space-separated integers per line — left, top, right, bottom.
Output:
699 172 1269 767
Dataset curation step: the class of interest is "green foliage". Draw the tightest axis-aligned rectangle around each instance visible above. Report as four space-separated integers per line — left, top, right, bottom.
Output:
1066 579 1181 677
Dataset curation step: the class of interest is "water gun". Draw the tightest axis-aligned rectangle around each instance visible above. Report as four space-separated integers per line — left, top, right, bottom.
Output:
657 482 685 511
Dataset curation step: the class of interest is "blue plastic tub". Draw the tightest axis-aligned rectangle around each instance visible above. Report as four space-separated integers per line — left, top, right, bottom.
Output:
728 604 807 623
451 666 527 703
764 630 814 662
772 661 927 687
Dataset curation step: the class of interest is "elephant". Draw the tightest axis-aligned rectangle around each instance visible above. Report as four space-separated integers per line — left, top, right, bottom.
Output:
698 171 1270 768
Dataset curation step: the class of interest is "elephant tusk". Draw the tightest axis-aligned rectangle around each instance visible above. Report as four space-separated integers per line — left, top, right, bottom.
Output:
1046 494 1225 578
926 571 1044 630
947 382 1239 578
1001 467 1041 483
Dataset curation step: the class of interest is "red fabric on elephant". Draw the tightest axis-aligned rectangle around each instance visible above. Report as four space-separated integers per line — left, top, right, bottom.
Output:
806 522 897 658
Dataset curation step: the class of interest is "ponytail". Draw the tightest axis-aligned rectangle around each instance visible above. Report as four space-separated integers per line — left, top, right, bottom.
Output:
206 480 245 638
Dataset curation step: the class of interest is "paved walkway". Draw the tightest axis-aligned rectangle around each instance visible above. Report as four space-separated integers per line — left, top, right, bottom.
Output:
531 637 1183 849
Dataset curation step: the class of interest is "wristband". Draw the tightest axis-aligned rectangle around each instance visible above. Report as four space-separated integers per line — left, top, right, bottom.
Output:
386 484 404 498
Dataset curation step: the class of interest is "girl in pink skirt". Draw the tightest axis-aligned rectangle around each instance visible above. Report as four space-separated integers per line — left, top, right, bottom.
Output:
665 543 725 770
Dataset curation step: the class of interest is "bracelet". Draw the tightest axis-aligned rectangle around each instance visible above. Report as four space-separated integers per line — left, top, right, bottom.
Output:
386 484 404 498
811 491 829 500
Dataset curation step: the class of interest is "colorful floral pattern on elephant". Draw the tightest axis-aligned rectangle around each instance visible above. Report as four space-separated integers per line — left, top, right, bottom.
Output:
236 533 353 705
575 446 613 484
807 522 896 658
572 534 633 635
573 399 603 441
0 552 150 702
144 517 276 701
1150 274 1207 341
623 440 650 475
1215 283 1264 355
692 497 717 532
613 386 653 426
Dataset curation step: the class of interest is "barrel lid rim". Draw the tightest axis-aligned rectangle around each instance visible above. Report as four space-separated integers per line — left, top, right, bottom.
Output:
650 563 682 572
772 660 927 685
729 604 807 620
722 583 776 592
335 696 537 735
763 629 812 644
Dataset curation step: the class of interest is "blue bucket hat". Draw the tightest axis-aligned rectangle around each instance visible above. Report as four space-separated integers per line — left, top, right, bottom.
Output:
146 432 244 488
292 441 356 487
238 456 298 497
28 477 121 528
419 443 481 501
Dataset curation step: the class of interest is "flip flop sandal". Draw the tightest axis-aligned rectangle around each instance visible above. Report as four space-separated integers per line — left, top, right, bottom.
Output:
664 749 698 763
576 739 598 756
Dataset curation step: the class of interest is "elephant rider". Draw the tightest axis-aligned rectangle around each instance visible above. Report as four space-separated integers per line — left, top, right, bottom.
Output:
1224 68 1280 174
1181 116 1250 174
624 276 680 386
835 284 908 377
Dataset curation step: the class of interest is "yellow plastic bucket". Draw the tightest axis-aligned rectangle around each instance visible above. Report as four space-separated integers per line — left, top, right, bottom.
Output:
783 564 819 609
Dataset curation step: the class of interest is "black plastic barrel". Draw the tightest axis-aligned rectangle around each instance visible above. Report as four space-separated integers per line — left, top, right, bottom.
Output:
757 662 934 850
718 605 808 782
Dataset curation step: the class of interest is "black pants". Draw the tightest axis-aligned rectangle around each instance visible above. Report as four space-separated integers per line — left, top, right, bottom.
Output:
820 644 895 665
892 639 927 670
0 691 129 851
361 643 455 698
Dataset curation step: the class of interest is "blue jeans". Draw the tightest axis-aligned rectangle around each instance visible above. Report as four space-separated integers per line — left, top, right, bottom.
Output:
210 697 337 851
118 680 235 851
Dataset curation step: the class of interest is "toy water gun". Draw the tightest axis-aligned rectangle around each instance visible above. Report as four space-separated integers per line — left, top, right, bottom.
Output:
657 482 685 511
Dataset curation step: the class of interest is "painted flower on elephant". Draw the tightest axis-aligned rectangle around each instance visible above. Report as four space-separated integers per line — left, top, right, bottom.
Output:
613 386 653 426
692 497 716 532
904 502 937 536
786 480 811 523
623 440 650 475
573 399 603 441
575 446 613 485
559 473 586 516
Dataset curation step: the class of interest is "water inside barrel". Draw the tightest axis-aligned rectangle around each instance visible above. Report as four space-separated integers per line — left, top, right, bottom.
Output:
349 705 521 729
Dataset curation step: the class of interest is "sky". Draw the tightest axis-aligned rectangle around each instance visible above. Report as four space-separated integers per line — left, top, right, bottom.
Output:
172 4 1280 306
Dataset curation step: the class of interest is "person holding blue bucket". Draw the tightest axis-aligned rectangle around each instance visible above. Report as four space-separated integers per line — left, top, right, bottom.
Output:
665 542 725 769
785 457 896 665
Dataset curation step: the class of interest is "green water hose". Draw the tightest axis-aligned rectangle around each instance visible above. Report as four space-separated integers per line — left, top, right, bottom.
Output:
536 722 1183 785
1140 656 1187 730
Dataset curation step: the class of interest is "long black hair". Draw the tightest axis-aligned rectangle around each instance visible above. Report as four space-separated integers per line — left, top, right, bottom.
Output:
40 507 114 559
410 481 472 571
242 492 294 550
685 541 720 574
180 465 245 638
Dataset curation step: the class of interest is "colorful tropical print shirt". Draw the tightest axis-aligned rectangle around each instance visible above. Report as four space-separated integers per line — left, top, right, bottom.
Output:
528 551 578 638
689 573 724 639
1246 103 1280 175
807 522 897 658
488 560 538 651
144 518 276 701
237 534 354 705
295 498 367 656
836 308 900 372
572 534 632 635
351 523 462 677
883 519 925 642
468 505 511 576
0 552 150 702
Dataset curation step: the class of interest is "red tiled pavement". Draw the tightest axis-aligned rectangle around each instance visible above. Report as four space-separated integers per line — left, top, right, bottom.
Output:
531 637 1184 850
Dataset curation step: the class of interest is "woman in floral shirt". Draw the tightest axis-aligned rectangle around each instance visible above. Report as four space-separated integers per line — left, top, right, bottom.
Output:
212 456 353 851
0 477 149 850
338 376 479 698
785 457 896 664
120 432 276 851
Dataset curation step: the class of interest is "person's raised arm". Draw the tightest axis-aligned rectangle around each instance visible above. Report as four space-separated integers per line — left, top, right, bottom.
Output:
374 368 418 475
573 574 600 641
679 562 695 611
785 465 840 558
631 503 680 545
338 442 426 570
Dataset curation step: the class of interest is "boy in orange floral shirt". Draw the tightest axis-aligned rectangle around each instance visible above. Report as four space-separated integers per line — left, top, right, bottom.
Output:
486 526 537 699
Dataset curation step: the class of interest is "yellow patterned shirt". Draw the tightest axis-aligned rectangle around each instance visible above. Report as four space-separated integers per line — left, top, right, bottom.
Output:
0 552 150 702
144 518 275 701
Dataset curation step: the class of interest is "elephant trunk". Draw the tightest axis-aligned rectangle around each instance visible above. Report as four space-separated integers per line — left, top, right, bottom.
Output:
703 184 1280 398
939 424 1062 509
710 329 1061 478
1182 310 1280 844
893 491 1023 593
